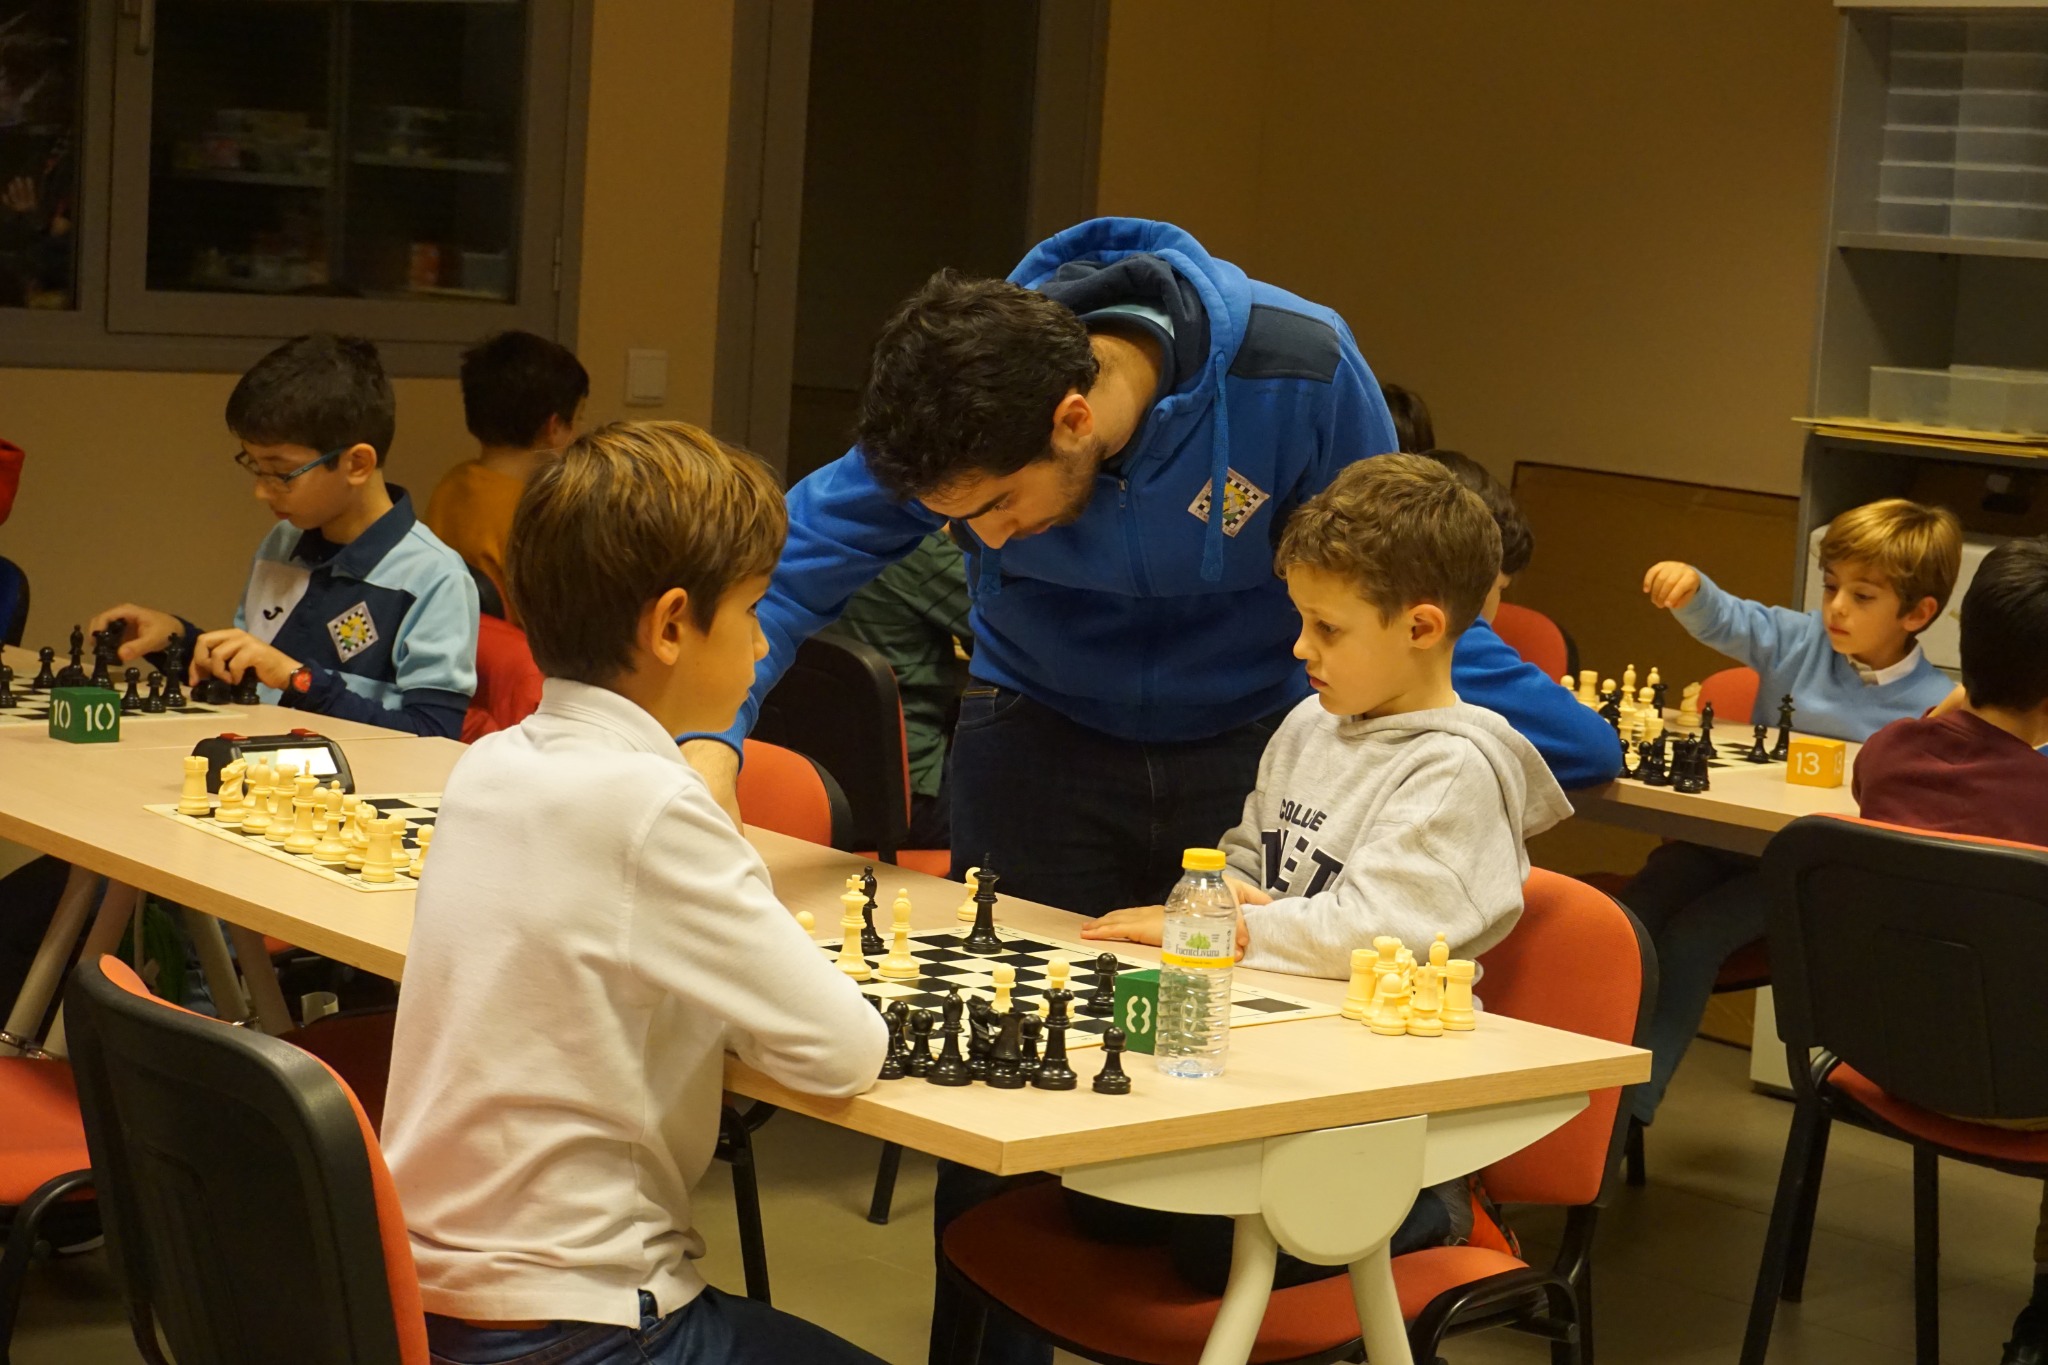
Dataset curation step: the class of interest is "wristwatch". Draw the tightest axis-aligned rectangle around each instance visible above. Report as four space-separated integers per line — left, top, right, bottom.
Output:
286 665 314 696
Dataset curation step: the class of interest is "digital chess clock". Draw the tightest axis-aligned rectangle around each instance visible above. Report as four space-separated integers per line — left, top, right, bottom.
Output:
189 730 356 794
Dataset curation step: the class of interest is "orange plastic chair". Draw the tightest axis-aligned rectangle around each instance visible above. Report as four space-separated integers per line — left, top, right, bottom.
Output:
1490 602 1575 682
0 1055 93 1361
737 740 851 847
940 869 1654 1365
65 955 428 1365
1699 665 1762 730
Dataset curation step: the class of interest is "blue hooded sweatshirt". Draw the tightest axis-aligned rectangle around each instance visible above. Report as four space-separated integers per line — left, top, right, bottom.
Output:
724 219 1620 789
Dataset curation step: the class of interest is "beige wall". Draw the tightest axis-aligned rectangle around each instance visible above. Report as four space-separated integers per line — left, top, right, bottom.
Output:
1096 0 1841 500
0 0 733 639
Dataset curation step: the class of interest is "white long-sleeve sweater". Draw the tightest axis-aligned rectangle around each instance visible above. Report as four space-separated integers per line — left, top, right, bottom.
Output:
1223 697 1572 979
381 679 886 1327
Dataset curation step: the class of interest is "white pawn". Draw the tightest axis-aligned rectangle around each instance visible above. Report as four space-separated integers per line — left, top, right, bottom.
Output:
241 763 273 834
265 765 299 843
177 754 213 817
1622 664 1637 698
1368 972 1410 1036
992 963 1016 1014
407 825 434 878
1343 947 1375 1021
956 866 981 923
878 890 919 980
311 794 348 865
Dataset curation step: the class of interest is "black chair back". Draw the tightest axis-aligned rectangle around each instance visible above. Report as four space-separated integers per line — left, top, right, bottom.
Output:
1763 815 2048 1120
753 631 909 860
0 555 27 646
65 955 407 1365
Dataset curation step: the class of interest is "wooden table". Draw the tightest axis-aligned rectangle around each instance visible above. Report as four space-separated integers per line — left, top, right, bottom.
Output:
0 729 1647 1365
1569 746 1860 858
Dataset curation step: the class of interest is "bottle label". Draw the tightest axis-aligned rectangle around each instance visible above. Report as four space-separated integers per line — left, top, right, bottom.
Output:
1160 919 1234 970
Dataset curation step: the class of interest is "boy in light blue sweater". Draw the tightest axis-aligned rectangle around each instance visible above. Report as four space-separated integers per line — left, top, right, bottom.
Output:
1629 498 1962 1125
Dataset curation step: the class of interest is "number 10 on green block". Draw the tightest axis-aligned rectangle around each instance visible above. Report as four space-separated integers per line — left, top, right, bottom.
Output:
48 686 121 744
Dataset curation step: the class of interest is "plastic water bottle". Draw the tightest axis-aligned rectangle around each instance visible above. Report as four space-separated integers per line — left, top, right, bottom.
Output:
1156 848 1235 1078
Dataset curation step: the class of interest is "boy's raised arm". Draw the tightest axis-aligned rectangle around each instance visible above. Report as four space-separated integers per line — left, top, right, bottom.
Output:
1451 620 1622 788
1650 564 1803 674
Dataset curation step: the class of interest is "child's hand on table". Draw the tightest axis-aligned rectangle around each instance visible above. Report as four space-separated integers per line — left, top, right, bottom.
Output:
1643 562 1701 610
190 629 301 689
88 603 184 664
1082 876 1264 959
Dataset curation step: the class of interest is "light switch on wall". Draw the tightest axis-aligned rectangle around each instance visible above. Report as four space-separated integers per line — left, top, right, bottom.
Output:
625 349 668 406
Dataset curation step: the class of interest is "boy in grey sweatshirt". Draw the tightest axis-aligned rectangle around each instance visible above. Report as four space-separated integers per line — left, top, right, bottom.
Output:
1086 452 1571 973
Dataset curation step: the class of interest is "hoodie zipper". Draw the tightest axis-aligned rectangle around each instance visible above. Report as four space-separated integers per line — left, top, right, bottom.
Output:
1118 475 1156 714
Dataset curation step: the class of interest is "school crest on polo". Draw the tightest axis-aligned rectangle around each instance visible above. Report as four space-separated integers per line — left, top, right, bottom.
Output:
327 602 379 661
1187 469 1270 537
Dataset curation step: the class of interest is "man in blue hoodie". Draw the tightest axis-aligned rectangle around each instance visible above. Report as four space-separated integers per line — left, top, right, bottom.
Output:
691 218 1616 920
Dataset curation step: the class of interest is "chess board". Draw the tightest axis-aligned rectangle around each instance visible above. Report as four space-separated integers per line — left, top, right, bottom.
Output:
146 792 440 893
820 926 1338 1049
0 695 243 728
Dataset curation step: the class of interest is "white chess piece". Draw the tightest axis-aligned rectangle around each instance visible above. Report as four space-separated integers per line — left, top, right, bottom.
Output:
407 825 433 878
240 763 273 834
1442 960 1477 1031
795 908 816 933
1343 947 1374 1021
1622 664 1637 698
284 795 320 855
214 759 247 824
361 816 401 883
956 866 981 923
835 885 872 980
878 890 919 980
177 754 213 816
992 964 1016 1014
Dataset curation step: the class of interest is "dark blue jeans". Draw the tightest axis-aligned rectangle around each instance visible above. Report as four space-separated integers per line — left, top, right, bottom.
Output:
424 1287 885 1365
947 687 1286 916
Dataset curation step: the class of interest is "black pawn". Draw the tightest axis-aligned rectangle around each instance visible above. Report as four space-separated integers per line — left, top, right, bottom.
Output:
162 637 188 708
1699 702 1717 760
0 664 15 709
1031 991 1078 1091
1652 679 1668 713
89 633 114 689
1092 1027 1132 1096
875 999 904 1080
1599 692 1621 730
906 1010 935 1078
30 646 55 691
1770 695 1794 763
860 865 885 957
231 671 262 706
120 667 143 715
986 1013 1025 1089
927 994 972 1087
54 627 85 687
962 864 1002 956
1019 1013 1043 1077
1079 952 1120 1018
1746 723 1772 764
143 672 167 713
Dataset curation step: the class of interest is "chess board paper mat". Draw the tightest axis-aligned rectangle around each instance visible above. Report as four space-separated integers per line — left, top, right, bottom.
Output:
820 926 1338 1049
0 698 244 728
146 792 440 893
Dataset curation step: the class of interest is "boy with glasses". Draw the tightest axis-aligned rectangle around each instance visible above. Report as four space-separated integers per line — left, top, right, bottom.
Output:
90 332 478 736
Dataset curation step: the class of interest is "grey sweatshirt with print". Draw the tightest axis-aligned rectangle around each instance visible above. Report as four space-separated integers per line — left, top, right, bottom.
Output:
1222 696 1574 979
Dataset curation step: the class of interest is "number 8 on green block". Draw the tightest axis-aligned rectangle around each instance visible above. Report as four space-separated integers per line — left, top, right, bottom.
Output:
1114 966 1161 1055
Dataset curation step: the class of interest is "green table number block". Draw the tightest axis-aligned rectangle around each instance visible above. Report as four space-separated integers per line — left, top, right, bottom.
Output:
48 687 121 744
1113 966 1161 1055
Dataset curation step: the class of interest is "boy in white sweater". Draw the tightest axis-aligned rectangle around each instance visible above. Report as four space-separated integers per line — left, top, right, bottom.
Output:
381 422 889 1365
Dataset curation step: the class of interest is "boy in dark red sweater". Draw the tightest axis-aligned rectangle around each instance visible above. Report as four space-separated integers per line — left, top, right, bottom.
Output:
1854 534 2048 1365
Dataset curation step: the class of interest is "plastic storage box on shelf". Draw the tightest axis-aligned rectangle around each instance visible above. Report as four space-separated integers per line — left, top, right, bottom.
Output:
1949 366 2048 434
1954 165 2048 204
1869 366 1951 427
1893 51 1965 90
1889 90 1962 127
1951 200 2048 239
1957 128 2048 168
1894 16 1966 51
1887 126 1958 163
1960 90 2048 130
1881 162 1956 200
1964 17 2048 55
1963 50 2048 90
1879 199 1951 234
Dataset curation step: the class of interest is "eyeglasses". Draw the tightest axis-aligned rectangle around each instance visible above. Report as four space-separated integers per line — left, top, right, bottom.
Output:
234 445 347 488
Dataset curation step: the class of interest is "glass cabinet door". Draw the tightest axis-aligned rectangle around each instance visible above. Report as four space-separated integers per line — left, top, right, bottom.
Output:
110 0 572 345
0 0 83 311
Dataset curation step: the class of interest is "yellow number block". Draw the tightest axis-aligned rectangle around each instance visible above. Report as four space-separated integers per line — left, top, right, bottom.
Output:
1785 735 1846 789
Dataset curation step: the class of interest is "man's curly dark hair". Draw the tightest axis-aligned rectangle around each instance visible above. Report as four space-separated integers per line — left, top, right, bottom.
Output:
856 269 1100 500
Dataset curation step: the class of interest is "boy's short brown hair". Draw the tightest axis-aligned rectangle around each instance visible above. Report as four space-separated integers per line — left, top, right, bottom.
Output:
507 421 786 684
1276 454 1502 636
1819 498 1963 619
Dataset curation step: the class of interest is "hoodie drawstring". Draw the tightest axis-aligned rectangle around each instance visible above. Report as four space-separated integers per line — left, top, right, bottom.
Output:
1200 369 1230 583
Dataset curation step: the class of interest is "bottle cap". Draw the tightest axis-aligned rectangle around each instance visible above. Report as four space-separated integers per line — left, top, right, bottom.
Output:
1181 848 1226 872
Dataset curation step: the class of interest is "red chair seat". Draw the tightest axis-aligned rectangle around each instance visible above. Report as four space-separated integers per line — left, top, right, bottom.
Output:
895 849 951 877
1828 1064 2048 1164
0 1057 89 1204
1388 1244 1533 1316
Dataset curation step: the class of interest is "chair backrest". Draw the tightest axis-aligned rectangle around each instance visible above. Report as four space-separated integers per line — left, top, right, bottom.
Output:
462 613 544 744
1699 665 1761 728
65 955 428 1365
1490 602 1571 682
752 631 910 859
1475 869 1656 1207
739 738 854 847
465 562 505 621
1763 815 2048 1119
0 554 27 647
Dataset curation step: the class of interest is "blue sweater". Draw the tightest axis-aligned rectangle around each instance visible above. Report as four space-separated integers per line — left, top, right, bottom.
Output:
726 218 1621 789
1673 573 1955 742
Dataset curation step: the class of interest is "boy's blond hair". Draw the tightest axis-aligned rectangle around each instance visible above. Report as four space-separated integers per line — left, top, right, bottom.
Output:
507 421 786 684
1276 454 1502 636
1819 498 1963 620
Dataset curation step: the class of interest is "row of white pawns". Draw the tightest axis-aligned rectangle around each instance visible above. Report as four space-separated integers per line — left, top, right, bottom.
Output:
175 755 429 883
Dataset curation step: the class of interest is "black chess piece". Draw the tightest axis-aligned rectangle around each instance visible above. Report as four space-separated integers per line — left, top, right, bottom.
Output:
859 864 885 957
1671 738 1703 794
1699 701 1717 760
927 993 973 1086
89 632 114 689
231 671 262 706
965 998 997 1081
986 1013 1025 1089
1639 736 1670 787
1031 991 1078 1091
875 999 904 1080
0 664 15 709
906 1010 935 1078
30 646 54 692
1770 694 1795 762
1652 678 1668 713
143 672 167 713
120 667 142 715
1599 692 1622 730
1079 952 1120 1017
1092 1026 1133 1096
162 637 188 708
1746 722 1772 764
962 864 1002 956
191 677 233 705
1692 739 1711 793
54 625 86 687
1019 1013 1043 1077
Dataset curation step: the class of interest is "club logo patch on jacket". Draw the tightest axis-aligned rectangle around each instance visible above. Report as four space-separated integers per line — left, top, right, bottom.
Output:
327 602 379 662
1187 469 1270 537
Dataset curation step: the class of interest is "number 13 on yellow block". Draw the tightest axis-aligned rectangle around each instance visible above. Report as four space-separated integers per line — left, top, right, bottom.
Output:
1785 735 1846 789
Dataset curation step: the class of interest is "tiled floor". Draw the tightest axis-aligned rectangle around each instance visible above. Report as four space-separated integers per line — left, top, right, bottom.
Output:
10 1039 2037 1364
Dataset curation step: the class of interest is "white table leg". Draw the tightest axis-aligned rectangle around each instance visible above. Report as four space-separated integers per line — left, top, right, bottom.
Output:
1348 1239 1411 1365
225 922 295 1035
0 862 98 1053
1198 1215 1280 1365
179 907 251 1024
